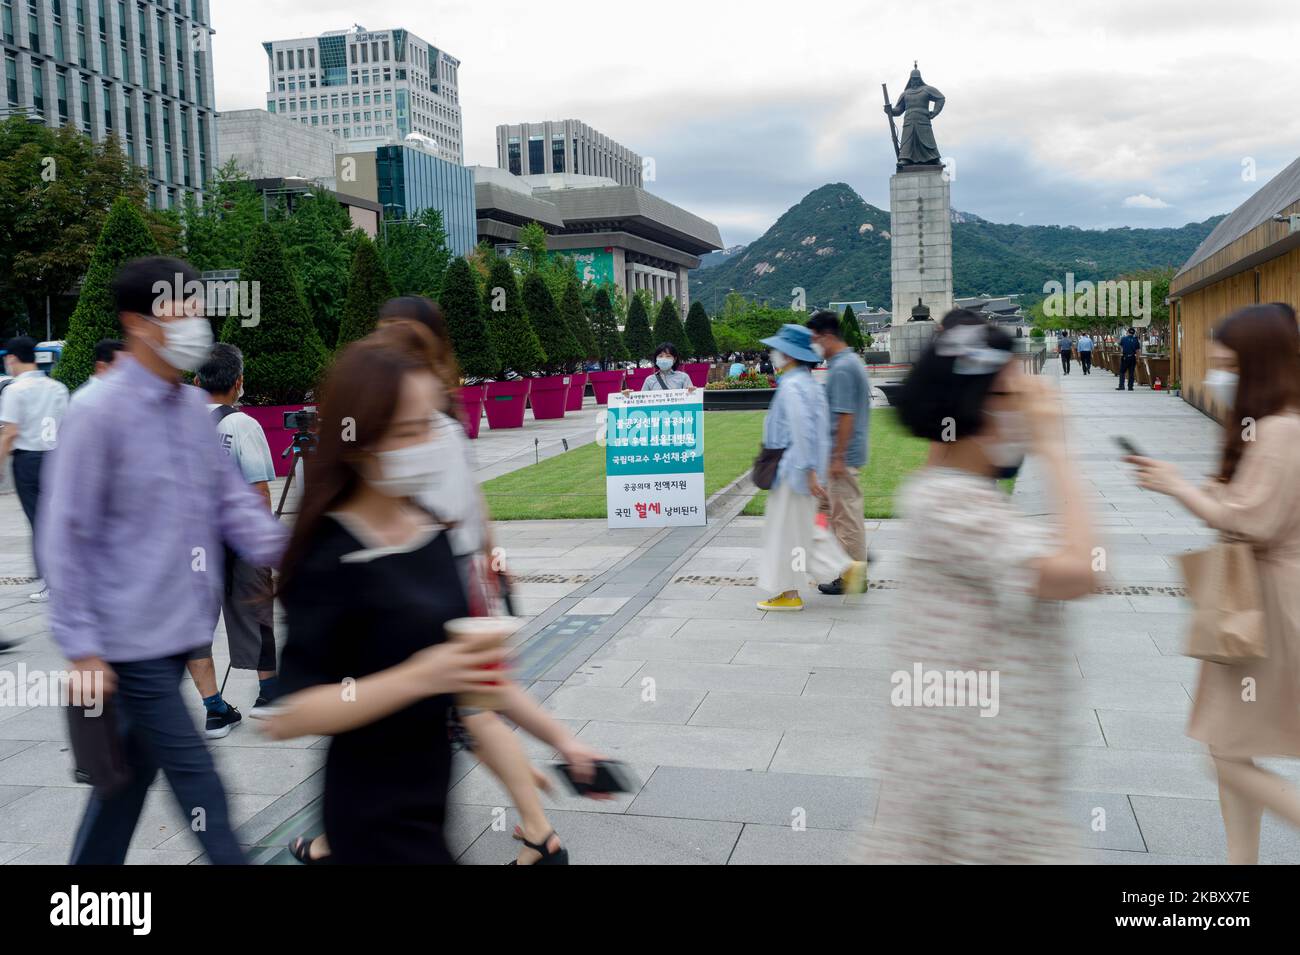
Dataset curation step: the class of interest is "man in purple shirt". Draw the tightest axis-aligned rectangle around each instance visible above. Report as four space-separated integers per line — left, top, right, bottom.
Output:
40 257 288 865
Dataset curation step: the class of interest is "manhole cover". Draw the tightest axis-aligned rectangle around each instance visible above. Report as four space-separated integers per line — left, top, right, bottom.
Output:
0 577 38 586
512 573 594 585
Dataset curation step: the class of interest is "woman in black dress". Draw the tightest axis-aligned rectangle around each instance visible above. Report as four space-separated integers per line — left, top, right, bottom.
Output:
266 339 505 864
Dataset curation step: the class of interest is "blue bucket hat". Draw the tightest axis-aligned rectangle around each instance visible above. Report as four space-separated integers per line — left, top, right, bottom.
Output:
760 323 820 364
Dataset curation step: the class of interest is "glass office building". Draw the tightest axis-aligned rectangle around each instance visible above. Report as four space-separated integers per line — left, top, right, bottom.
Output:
376 142 475 256
2 0 217 209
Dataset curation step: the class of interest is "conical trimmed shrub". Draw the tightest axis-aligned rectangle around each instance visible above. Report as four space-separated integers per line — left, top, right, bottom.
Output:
441 256 496 380
54 197 159 391
335 236 396 347
684 300 717 359
220 222 328 405
590 287 628 367
842 304 866 351
562 273 597 361
484 258 545 377
523 272 580 373
622 294 654 363
652 297 693 358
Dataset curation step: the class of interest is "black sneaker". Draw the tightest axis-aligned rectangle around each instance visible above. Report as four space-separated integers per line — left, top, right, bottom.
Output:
249 695 282 720
205 704 242 739
817 577 845 596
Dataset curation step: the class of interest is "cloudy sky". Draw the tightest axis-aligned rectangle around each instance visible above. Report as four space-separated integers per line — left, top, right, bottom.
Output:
212 0 1300 247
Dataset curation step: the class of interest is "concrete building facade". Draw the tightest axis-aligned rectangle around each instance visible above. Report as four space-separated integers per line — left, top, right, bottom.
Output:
217 108 337 181
496 119 641 186
262 24 462 163
2 0 217 209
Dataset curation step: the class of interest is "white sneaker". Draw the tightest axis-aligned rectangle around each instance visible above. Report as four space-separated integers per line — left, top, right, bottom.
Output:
28 587 49 603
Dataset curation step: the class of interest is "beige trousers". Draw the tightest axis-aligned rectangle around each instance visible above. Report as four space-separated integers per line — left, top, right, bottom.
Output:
826 466 867 562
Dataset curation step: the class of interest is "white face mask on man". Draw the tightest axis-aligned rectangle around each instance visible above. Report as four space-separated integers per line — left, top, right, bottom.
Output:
147 316 213 372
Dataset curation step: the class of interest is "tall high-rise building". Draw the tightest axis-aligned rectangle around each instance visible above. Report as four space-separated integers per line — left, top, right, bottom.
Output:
496 120 642 187
262 25 462 164
2 0 217 209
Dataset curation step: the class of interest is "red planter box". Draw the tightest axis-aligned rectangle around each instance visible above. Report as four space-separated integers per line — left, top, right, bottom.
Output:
683 362 711 388
565 372 588 412
625 367 654 392
459 385 485 439
484 379 530 429
589 370 625 405
242 404 313 478
528 374 569 420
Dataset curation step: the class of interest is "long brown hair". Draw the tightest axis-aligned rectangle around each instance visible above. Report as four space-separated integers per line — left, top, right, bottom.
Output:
1215 302 1300 482
278 339 432 591
378 296 461 410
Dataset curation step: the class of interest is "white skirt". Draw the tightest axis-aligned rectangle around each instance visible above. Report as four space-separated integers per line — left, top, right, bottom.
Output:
758 483 852 595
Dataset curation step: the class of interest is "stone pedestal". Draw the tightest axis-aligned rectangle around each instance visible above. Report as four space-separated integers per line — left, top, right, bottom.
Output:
889 319 938 364
889 165 953 362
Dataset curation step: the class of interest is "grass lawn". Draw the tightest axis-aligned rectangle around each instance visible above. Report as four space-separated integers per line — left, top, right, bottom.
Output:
481 411 767 521
742 408 928 519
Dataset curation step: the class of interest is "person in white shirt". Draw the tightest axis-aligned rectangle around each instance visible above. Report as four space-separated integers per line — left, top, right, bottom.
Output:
1076 333 1094 375
186 343 281 737
0 336 69 601
67 338 124 409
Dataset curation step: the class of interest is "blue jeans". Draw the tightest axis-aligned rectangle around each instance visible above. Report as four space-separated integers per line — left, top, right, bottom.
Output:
70 654 245 865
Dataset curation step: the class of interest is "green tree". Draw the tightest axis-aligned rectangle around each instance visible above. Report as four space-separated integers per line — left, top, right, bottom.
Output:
590 286 628 367
336 236 396 347
841 304 866 351
179 159 264 272
561 272 597 360
523 271 580 373
441 256 496 380
220 222 328 405
684 300 716 358
516 221 550 272
54 197 159 391
378 206 452 300
652 297 693 358
277 189 359 346
484 258 545 377
0 119 148 336
622 294 655 363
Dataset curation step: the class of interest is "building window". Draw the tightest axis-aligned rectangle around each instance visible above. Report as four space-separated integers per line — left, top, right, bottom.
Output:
276 49 283 71
2 2 14 45
79 73 89 128
31 62 44 115
57 69 68 122
552 134 565 173
507 138 521 175
528 135 543 175
4 54 17 108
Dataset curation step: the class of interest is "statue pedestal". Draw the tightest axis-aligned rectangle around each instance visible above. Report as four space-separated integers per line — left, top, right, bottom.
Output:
889 319 938 364
889 165 953 357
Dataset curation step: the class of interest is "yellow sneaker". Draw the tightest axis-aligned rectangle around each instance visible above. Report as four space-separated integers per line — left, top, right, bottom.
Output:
841 561 869 597
757 594 804 612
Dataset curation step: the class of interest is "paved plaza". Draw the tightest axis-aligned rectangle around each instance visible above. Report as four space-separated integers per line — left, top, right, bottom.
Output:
2 363 1296 864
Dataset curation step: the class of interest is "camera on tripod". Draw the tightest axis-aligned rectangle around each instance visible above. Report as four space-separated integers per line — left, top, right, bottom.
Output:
275 408 318 517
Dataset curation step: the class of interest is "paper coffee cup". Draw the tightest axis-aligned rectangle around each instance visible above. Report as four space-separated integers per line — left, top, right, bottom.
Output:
445 616 520 710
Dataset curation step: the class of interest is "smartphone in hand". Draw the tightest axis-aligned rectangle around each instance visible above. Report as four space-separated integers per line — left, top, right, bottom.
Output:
556 759 636 796
1113 436 1145 458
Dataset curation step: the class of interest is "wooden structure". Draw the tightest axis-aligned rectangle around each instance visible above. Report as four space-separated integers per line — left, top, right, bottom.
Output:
1170 156 1300 415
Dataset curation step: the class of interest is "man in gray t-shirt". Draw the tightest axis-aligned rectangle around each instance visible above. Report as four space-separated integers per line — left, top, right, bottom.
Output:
807 311 871 593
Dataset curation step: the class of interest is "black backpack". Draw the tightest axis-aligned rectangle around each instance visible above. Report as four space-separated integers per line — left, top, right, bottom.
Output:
210 404 239 425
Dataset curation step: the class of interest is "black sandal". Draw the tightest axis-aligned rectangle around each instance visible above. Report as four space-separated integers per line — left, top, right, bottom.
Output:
289 834 328 865
506 831 569 865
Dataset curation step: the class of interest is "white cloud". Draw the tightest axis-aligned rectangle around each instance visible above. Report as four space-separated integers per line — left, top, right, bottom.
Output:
1122 194 1172 209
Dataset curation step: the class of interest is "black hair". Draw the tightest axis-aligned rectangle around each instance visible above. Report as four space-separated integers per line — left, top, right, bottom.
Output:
653 341 680 369
111 256 202 319
93 339 124 365
196 342 243 396
5 336 37 364
379 296 448 345
805 310 842 338
940 308 985 331
895 321 1014 441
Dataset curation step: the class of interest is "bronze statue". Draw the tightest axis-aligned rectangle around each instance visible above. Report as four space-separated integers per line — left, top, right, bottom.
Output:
883 63 945 168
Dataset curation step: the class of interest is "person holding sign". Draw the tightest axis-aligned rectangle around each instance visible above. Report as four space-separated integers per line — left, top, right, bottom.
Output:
754 324 867 611
624 343 697 395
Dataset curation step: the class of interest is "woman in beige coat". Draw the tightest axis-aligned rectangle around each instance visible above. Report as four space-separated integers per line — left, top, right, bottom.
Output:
1129 302 1300 864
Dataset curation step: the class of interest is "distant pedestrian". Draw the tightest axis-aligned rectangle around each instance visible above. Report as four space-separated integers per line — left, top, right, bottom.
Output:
0 335 69 602
1057 331 1072 374
1117 326 1141 391
1126 303 1300 864
622 342 696 396
68 339 125 410
41 257 287 865
185 343 281 737
754 324 865 611
806 310 872 594
1076 332 1093 374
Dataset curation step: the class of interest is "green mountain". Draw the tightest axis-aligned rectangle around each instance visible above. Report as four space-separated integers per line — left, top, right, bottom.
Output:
691 182 1222 312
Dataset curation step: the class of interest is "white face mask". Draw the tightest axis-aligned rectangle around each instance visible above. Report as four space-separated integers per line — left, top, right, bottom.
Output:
372 439 448 499
983 409 1030 471
656 357 674 371
770 350 791 370
148 316 213 372
1204 369 1238 409
811 342 826 359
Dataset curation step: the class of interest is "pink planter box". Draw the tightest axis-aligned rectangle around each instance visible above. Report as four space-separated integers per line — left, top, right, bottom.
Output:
242 404 312 478
625 367 654 391
484 379 530 429
683 362 711 388
565 372 588 412
459 385 485 439
589 370 625 405
528 374 569 420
